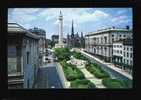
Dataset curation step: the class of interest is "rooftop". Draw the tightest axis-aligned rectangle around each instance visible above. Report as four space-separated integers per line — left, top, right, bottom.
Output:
8 23 39 39
86 27 132 37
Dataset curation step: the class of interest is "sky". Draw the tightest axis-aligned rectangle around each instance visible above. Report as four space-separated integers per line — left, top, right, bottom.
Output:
8 8 133 39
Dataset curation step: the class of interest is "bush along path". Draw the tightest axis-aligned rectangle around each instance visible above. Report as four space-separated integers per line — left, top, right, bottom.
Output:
71 51 106 88
75 60 106 88
60 60 95 88
73 50 131 88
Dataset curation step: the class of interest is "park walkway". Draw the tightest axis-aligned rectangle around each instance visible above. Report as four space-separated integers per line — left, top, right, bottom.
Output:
69 57 106 88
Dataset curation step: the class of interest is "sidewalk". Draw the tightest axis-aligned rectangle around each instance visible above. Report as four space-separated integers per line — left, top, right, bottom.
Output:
80 50 132 80
77 65 106 88
70 57 106 88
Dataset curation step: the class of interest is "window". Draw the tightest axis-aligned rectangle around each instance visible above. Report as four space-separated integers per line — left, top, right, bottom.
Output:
27 79 30 88
8 46 17 74
8 46 17 57
104 36 107 43
123 35 126 37
127 52 129 57
127 47 129 51
131 53 133 58
120 50 122 54
27 52 29 64
131 47 132 51
101 37 103 44
112 35 114 37
120 45 122 48
127 60 129 64
119 35 121 37
124 47 125 50
117 50 119 53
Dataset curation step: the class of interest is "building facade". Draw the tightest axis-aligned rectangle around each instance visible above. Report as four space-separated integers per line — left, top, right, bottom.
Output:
29 27 46 66
85 26 132 62
52 35 59 45
8 23 40 88
113 38 133 74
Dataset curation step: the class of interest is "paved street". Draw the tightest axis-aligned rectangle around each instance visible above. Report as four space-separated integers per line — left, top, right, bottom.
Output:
36 52 63 88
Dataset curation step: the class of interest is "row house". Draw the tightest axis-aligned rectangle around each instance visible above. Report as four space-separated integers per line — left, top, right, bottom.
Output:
113 38 133 74
85 26 132 62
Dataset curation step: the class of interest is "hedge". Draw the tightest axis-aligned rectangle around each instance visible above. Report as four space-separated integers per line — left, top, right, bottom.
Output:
86 63 110 79
54 48 71 61
71 79 96 88
102 78 129 88
72 51 88 60
60 60 85 81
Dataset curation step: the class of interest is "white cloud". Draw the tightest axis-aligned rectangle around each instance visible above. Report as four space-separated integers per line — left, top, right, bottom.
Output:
37 8 109 25
8 8 40 24
111 15 131 25
13 8 40 14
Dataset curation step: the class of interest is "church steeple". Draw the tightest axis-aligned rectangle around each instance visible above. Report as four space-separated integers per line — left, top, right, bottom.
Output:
71 20 74 38
81 32 83 38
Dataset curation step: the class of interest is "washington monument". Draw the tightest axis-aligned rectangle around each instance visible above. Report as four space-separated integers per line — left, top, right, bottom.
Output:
55 11 66 48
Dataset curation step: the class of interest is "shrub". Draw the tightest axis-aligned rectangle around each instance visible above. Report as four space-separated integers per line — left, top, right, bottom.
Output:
60 60 85 81
72 51 88 60
86 63 110 79
71 79 96 88
102 78 128 88
54 48 71 61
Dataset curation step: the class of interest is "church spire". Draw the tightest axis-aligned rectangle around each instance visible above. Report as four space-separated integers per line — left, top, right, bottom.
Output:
81 32 83 38
71 20 74 37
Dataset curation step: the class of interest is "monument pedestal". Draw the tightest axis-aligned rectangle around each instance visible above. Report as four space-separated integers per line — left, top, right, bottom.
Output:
55 43 66 48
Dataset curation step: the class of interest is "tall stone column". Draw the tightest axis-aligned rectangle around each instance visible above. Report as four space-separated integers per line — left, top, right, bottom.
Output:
59 11 63 44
